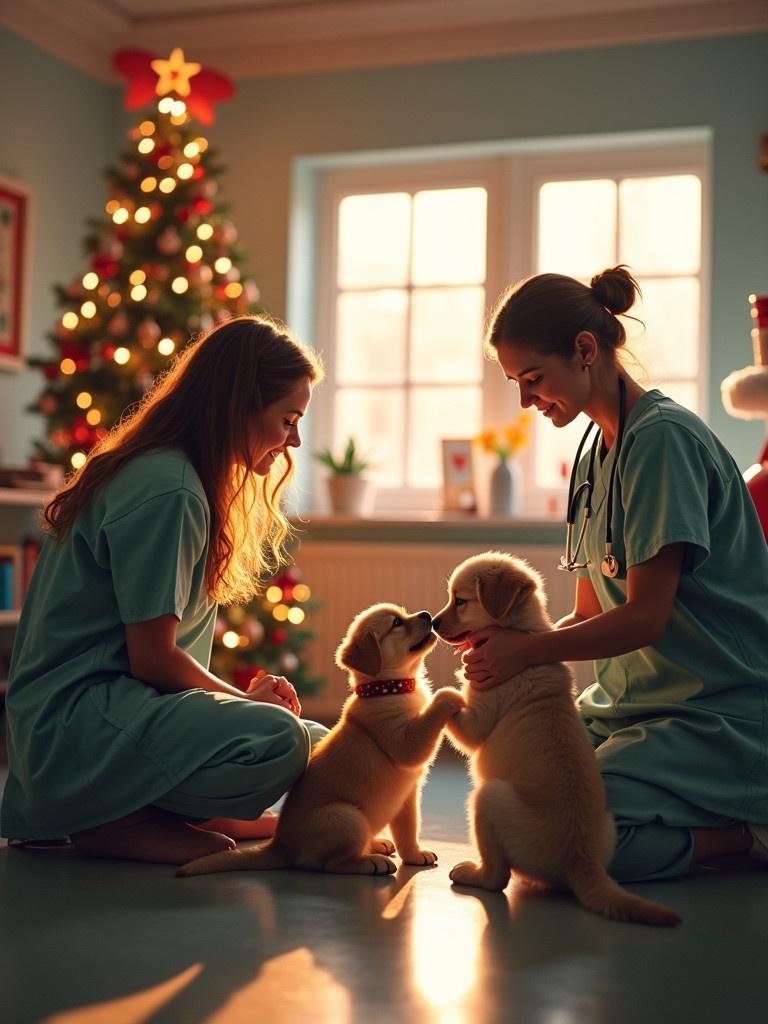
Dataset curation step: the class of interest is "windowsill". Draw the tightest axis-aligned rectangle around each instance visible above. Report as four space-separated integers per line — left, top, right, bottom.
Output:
291 510 565 545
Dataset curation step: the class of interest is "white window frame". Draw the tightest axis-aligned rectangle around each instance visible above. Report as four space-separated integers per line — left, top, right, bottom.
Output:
311 139 710 517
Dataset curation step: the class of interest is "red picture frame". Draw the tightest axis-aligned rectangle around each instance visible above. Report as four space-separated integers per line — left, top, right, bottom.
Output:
0 174 32 371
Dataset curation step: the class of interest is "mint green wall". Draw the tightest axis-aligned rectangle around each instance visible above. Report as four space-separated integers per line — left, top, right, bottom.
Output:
0 28 117 466
1 28 766 472
208 32 768 470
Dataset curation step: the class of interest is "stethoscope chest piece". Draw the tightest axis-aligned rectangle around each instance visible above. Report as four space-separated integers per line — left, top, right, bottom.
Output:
601 553 620 579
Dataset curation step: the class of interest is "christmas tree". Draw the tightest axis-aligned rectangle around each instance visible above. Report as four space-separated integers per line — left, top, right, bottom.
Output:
211 565 325 697
28 47 261 470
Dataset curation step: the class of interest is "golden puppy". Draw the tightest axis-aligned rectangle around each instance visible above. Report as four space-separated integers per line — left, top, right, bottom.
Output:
178 603 464 878
433 552 680 927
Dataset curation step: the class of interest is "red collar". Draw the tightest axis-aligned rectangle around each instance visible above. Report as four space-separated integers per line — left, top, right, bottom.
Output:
355 678 417 698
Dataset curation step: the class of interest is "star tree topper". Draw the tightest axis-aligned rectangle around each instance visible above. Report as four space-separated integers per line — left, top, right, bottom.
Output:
114 46 235 124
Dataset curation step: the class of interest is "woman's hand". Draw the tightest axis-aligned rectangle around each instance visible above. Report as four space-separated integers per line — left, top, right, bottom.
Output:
246 670 302 716
458 627 534 690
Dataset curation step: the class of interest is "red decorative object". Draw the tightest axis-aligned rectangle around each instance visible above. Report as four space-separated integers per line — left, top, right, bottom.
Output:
746 440 768 543
113 48 235 125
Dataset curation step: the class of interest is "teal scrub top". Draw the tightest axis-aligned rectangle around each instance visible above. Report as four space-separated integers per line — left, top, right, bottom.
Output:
1 449 221 838
572 390 768 824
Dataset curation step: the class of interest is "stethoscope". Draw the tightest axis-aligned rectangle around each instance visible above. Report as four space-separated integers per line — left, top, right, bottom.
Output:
559 377 626 579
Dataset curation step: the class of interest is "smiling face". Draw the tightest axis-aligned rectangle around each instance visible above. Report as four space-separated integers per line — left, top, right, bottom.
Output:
335 603 437 680
496 336 595 429
250 375 313 475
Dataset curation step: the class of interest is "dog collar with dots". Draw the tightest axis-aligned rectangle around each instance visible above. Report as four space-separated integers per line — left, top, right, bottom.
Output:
355 678 417 698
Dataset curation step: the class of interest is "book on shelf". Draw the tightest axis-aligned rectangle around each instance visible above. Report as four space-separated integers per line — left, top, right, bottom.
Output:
0 548 19 611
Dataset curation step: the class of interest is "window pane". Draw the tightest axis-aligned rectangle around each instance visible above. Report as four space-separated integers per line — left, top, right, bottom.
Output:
412 187 487 285
621 276 700 382
338 193 410 288
534 412 591 490
336 290 407 384
538 179 616 278
408 386 482 487
655 379 699 415
335 387 405 486
410 286 485 383
619 175 701 274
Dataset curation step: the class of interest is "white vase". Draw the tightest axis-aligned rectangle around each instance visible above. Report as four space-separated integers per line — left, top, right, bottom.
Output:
327 475 373 517
489 459 520 518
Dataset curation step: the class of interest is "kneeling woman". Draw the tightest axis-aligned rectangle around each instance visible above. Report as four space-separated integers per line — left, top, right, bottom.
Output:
462 267 768 882
1 316 328 865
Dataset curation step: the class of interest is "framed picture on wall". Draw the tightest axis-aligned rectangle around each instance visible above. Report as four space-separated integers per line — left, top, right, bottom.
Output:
0 174 33 371
441 439 477 513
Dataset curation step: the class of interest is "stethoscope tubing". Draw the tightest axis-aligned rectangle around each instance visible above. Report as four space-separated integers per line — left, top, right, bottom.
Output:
560 377 627 575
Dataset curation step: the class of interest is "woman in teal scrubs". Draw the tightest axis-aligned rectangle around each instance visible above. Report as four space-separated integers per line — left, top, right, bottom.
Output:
1 316 328 865
463 267 768 882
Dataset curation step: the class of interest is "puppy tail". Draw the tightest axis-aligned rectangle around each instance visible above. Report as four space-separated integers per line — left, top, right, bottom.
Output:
176 841 289 878
568 860 681 927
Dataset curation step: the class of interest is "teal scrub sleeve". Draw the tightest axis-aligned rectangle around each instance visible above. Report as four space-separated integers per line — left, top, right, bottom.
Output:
620 423 712 571
102 490 210 624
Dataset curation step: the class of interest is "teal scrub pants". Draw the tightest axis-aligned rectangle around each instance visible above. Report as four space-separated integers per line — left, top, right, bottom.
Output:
152 706 328 821
587 724 740 883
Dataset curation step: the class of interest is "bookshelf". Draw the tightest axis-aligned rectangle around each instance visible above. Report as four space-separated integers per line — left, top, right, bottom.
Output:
0 488 46 694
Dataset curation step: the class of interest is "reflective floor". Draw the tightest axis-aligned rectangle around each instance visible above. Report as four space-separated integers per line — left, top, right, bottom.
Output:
2 752 766 1024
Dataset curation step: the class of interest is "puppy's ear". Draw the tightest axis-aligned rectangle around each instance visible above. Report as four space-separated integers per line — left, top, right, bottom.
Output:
476 570 535 623
336 628 383 676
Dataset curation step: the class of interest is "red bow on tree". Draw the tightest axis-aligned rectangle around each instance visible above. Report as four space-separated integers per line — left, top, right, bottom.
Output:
113 47 235 125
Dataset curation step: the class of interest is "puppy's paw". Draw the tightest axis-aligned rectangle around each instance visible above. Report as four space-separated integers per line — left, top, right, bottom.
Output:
449 859 482 887
369 837 396 855
367 854 397 874
431 687 465 716
401 848 438 867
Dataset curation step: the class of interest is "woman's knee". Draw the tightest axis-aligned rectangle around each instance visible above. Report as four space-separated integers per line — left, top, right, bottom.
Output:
608 821 693 883
254 705 312 776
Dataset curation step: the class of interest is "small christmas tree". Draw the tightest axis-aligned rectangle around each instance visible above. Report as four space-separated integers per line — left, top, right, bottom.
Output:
211 565 325 697
28 47 261 469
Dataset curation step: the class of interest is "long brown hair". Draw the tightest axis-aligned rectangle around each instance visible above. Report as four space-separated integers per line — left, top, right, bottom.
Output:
485 266 641 360
45 315 323 604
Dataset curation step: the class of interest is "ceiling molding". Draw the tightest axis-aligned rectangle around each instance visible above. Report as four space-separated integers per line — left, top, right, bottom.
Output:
2 0 766 82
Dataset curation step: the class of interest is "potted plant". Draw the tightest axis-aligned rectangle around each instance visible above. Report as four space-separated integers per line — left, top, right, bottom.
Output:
313 437 373 516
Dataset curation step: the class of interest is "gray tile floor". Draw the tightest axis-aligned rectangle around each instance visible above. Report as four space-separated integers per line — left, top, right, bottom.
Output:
2 744 766 1024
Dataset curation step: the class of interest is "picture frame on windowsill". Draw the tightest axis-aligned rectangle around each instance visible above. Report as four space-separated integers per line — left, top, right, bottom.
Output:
441 438 477 513
0 174 33 372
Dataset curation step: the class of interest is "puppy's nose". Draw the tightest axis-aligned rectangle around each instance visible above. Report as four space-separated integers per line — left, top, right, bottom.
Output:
431 616 441 630
417 610 432 623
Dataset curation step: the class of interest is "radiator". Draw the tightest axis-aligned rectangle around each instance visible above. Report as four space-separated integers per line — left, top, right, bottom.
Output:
294 542 593 722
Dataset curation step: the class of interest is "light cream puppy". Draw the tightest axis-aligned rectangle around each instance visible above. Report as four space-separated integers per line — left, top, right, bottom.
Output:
178 603 464 878
433 552 680 927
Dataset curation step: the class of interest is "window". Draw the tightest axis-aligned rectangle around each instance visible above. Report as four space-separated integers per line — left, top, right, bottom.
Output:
531 157 706 497
312 139 709 515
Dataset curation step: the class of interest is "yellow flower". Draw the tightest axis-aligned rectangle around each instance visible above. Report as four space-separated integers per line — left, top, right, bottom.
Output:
474 412 532 460
477 428 499 455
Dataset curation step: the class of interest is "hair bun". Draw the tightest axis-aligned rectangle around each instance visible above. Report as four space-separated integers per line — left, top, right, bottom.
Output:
590 266 640 316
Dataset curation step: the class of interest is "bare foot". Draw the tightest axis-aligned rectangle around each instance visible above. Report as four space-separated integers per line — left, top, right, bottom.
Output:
197 811 279 840
71 808 236 865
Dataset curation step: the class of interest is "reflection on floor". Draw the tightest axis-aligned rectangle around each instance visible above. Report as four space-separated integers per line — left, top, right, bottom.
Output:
2 751 766 1024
